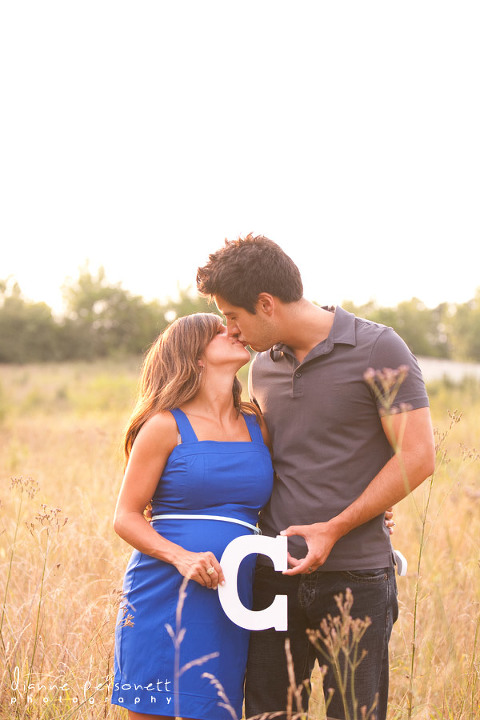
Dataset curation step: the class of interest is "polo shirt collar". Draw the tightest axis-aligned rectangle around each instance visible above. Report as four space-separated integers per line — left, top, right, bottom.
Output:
270 305 356 362
331 305 357 346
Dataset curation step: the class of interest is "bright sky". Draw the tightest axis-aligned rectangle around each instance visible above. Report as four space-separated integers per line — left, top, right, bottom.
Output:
1 1 479 315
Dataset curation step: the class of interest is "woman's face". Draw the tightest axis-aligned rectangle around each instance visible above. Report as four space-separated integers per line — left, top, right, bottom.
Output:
201 323 251 371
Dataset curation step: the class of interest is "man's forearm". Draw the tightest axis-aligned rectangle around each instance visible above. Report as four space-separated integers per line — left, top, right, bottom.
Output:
282 407 435 574
329 448 434 541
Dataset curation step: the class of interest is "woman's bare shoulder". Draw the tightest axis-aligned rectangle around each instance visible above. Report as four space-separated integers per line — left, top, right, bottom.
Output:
134 410 178 451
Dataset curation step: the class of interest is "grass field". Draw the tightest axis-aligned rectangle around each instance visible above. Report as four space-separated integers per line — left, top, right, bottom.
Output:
0 360 479 719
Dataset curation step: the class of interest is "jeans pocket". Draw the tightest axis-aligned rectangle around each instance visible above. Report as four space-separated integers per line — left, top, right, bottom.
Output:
343 567 389 583
298 573 317 609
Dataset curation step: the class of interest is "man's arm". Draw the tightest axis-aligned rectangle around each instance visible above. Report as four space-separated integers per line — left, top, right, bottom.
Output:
282 406 435 575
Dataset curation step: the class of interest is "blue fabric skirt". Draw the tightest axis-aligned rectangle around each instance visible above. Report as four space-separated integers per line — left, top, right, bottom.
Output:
112 517 256 719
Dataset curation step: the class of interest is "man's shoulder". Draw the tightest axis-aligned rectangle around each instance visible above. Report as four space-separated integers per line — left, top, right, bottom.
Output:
333 306 393 345
340 311 418 369
352 314 404 350
354 313 391 336
352 316 424 382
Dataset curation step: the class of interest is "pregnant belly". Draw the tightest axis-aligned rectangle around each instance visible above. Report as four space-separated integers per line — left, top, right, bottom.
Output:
151 516 257 559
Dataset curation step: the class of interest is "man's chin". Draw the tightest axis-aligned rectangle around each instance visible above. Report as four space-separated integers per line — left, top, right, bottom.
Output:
247 342 270 353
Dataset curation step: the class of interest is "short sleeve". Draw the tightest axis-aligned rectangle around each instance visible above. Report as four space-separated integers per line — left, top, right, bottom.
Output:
368 327 430 412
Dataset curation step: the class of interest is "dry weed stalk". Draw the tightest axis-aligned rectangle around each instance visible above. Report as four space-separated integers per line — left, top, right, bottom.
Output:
2 361 479 718
1 478 40 711
24 501 68 701
0 478 72 718
202 673 239 720
364 366 420 720
365 369 478 718
164 575 221 719
284 637 310 719
307 589 375 720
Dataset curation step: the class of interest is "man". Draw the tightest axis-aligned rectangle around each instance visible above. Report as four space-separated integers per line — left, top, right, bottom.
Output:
196 234 435 720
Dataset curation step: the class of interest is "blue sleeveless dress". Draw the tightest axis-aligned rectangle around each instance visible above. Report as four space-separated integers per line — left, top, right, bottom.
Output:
112 409 274 718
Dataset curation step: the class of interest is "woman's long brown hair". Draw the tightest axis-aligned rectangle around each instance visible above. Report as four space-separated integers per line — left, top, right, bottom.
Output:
124 313 260 462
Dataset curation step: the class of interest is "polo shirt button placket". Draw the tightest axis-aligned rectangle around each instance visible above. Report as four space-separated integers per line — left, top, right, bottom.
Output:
292 368 304 397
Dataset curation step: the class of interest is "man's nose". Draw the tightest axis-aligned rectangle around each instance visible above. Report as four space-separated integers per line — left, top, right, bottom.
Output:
226 320 239 337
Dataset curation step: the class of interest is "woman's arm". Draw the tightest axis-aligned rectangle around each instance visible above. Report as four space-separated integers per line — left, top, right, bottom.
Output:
113 411 224 588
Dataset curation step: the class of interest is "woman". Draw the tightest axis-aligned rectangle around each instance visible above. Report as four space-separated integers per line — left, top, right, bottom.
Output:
111 313 274 720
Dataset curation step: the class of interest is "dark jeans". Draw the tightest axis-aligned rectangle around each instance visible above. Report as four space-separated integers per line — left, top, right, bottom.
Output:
245 563 398 720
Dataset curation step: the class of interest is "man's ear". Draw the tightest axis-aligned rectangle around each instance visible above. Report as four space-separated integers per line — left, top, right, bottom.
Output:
255 293 275 316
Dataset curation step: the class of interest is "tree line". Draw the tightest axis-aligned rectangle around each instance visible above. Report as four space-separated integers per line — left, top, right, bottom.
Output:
0 268 479 363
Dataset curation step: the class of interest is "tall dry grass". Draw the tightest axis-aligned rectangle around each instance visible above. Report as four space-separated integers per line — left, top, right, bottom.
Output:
0 361 479 719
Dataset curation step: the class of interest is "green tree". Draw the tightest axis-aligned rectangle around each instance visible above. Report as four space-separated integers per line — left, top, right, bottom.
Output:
342 298 450 358
61 265 167 358
0 279 59 363
161 285 217 323
3 267 477 364
449 289 480 362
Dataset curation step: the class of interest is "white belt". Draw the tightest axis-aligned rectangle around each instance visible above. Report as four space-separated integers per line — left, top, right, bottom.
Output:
151 513 261 535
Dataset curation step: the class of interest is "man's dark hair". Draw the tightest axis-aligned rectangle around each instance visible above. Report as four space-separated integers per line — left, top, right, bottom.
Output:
196 234 303 313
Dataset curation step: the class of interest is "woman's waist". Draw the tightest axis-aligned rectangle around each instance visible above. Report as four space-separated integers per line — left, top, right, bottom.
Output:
150 511 261 535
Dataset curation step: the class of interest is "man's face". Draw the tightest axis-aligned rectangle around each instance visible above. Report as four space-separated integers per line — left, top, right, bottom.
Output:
214 295 276 353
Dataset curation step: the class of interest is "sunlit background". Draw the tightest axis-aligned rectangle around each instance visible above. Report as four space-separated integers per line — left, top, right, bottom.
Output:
1 8 480 719
1 1 479 315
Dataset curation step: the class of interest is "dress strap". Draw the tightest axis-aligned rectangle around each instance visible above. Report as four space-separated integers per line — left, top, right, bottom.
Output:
170 409 198 443
244 412 264 443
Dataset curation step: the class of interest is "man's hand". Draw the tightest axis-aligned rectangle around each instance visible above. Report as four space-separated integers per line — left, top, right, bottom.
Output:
281 506 395 575
280 521 341 576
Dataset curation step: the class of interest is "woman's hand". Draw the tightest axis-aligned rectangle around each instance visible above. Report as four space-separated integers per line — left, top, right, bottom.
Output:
384 506 395 535
174 549 225 590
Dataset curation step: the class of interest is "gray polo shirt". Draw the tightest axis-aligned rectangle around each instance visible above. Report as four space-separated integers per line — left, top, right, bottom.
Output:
249 306 429 571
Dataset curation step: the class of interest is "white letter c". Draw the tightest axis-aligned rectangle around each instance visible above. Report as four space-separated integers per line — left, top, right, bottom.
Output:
218 535 288 631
